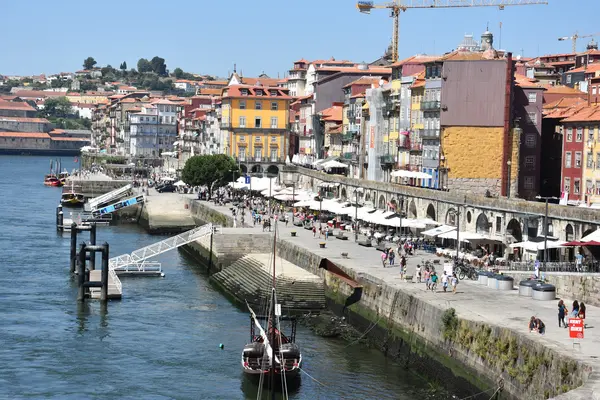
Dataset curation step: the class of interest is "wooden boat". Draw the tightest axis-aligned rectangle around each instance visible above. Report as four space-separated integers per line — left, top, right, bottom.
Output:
44 174 63 187
241 226 302 389
61 192 85 207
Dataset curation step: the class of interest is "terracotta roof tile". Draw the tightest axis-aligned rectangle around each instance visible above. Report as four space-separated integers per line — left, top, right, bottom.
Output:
542 85 585 95
543 97 587 110
320 103 343 122
0 116 49 123
223 85 292 100
566 63 600 74
391 54 441 67
343 76 383 89
561 105 600 123
0 132 50 139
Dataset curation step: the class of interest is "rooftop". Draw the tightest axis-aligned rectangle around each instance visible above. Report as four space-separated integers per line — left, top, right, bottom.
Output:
0 131 49 139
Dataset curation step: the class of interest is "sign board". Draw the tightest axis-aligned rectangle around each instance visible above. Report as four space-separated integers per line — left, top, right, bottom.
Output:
569 318 584 339
92 195 144 218
369 126 375 149
245 175 251 184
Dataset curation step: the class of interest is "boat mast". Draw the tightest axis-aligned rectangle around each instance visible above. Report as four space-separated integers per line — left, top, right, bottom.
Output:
270 225 277 400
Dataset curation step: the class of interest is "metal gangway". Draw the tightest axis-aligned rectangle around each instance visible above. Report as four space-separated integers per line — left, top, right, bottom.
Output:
107 224 215 295
87 184 133 212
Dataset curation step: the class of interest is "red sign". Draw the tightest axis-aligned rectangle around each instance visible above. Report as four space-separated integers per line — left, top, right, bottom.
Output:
569 318 584 339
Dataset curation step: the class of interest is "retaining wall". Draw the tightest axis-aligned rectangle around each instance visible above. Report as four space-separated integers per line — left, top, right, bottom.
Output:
190 200 235 227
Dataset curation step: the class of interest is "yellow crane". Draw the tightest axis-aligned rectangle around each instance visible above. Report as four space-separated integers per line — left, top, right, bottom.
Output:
558 32 600 53
356 0 548 62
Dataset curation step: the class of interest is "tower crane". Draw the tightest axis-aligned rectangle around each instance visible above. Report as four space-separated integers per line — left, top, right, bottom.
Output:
558 32 600 53
357 0 548 63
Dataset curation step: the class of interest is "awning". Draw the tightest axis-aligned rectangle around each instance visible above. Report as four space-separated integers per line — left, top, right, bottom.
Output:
511 240 569 250
422 225 456 237
438 230 488 242
562 240 600 247
580 230 600 242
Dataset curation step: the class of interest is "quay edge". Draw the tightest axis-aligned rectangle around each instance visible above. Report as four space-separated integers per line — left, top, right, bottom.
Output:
179 200 594 400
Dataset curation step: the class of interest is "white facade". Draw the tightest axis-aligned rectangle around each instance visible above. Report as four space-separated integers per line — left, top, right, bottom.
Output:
129 101 178 157
174 81 195 93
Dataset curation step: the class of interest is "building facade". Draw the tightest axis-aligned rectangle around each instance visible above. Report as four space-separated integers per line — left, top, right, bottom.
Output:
129 100 179 157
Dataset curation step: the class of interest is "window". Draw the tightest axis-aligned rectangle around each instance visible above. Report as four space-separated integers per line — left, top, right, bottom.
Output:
575 152 582 167
566 127 573 142
566 75 572 84
495 216 502 233
527 92 537 103
564 177 571 193
525 134 536 148
588 152 594 168
239 116 246 127
239 147 246 161
255 101 262 110
270 148 278 161
271 136 277 142
576 127 583 142
574 179 581 194
239 135 245 142
593 86 598 95
597 152 600 168
271 102 278 111
255 136 261 142
241 89 248 96
239 100 246 109
254 117 261 128
565 152 572 168
586 179 593 194
524 176 535 190
525 155 535 168
270 117 278 128
527 111 537 125
254 147 262 160
589 128 595 142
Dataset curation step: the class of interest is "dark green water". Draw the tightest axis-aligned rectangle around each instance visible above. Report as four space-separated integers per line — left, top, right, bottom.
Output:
0 155 475 400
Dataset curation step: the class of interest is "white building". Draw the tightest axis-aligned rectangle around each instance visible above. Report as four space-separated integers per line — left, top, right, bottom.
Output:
128 99 179 157
174 80 195 93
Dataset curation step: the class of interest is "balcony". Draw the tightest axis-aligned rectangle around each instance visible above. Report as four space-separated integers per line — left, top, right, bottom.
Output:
379 154 394 165
421 101 441 111
343 152 358 162
341 132 355 142
410 142 423 151
421 129 440 139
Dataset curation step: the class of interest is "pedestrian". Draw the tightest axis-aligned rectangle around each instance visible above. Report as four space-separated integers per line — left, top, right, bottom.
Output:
558 299 568 328
424 268 431 290
535 318 546 335
285 215 289 227
451 273 458 294
325 226 329 241
400 255 406 271
318 225 323 238
579 302 587 328
441 272 449 292
312 225 316 238
416 264 422 283
430 271 438 292
571 300 580 319
528 316 538 333
381 250 388 268
388 249 395 266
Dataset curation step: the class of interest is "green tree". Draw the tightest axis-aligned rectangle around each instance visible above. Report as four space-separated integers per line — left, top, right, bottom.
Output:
150 56 167 76
43 96 73 118
182 154 239 195
137 58 152 73
173 67 184 79
83 57 97 70
120 61 127 70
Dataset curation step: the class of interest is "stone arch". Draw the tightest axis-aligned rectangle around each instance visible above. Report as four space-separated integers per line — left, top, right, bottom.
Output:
240 164 248 173
378 194 386 209
250 164 263 174
266 165 279 176
446 208 457 226
365 192 371 202
426 204 436 221
475 213 490 235
409 200 417 219
341 187 347 200
506 218 522 243
565 224 574 241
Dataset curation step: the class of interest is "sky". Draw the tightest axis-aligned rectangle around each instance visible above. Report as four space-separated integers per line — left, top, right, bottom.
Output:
1 0 598 78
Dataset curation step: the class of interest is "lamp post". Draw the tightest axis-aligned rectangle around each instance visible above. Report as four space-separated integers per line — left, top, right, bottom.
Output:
355 189 359 242
536 195 558 271
506 161 512 199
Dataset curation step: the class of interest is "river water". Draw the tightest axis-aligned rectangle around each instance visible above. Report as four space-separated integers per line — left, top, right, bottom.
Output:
0 155 477 400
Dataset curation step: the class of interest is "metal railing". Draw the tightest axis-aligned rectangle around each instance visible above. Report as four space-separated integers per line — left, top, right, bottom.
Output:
109 269 122 294
421 101 441 111
379 155 394 164
421 129 440 139
504 261 600 273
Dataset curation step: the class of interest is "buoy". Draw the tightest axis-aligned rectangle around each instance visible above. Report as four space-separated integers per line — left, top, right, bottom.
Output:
219 343 224 349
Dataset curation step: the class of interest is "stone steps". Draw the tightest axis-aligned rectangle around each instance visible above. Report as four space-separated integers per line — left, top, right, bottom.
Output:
211 255 325 310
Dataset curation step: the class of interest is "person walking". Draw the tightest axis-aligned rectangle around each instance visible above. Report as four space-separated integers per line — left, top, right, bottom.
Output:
430 271 438 292
324 226 329 241
416 264 422 283
388 249 395 266
558 299 568 328
423 268 431 290
381 250 388 268
579 302 587 328
451 273 458 294
441 272 449 292
312 225 316 238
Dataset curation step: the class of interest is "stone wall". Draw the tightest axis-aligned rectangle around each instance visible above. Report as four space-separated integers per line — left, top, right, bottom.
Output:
448 177 502 198
190 200 235 227
501 271 600 307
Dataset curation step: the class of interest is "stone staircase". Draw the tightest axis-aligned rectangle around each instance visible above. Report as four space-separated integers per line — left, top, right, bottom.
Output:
211 254 325 311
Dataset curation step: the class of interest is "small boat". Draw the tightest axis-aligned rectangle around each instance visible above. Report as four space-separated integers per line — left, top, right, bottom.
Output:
241 226 302 390
61 192 85 207
58 170 70 185
44 174 63 187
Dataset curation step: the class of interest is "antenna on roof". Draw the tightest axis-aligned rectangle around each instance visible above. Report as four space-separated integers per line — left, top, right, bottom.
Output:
233 63 237 73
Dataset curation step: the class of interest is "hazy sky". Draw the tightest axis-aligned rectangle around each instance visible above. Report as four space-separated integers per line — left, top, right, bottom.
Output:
1 0 597 77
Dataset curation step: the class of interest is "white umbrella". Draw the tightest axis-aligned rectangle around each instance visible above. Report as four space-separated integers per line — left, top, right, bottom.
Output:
322 160 348 169
174 180 186 186
161 177 175 181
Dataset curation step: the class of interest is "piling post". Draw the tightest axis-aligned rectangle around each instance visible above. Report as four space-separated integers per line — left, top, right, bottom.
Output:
77 242 87 302
56 205 63 229
70 223 78 274
100 242 109 302
58 211 64 231
89 223 97 271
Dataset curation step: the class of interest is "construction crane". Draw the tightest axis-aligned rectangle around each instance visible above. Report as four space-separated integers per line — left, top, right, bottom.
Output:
558 32 600 53
356 0 548 63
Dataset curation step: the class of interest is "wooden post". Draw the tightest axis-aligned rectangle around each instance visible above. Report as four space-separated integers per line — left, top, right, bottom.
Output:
100 243 109 302
56 205 63 229
89 223 97 271
70 223 78 274
58 210 64 231
77 242 87 302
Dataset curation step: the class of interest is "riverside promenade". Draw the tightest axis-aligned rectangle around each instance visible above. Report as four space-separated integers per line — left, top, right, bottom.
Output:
191 198 600 400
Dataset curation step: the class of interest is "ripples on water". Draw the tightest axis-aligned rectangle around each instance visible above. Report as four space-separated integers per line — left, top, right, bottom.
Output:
0 156 457 400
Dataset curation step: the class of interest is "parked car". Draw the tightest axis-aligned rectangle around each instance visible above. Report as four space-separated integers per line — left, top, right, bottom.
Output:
157 183 176 193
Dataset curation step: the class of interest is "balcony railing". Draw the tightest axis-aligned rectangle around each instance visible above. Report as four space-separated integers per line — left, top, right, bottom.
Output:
410 142 423 151
343 152 358 162
379 155 394 164
341 132 355 142
421 129 440 139
421 101 441 111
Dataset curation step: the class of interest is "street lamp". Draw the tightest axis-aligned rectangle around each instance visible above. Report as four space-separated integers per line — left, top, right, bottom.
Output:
536 195 559 271
355 189 359 242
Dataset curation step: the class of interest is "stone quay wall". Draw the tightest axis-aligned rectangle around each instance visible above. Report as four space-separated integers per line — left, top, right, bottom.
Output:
188 206 592 400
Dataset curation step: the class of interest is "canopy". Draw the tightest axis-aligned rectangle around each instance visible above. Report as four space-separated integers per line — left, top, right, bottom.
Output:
422 225 456 237
580 230 600 242
160 176 175 181
391 170 432 179
438 230 488 242
510 240 569 251
562 240 600 247
174 180 186 186
322 160 348 169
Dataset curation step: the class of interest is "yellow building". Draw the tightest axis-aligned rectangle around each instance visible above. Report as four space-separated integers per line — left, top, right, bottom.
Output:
409 72 425 136
221 84 291 175
66 92 111 105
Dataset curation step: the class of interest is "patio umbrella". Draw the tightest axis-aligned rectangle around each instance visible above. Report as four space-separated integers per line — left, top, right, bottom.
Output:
174 180 186 186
